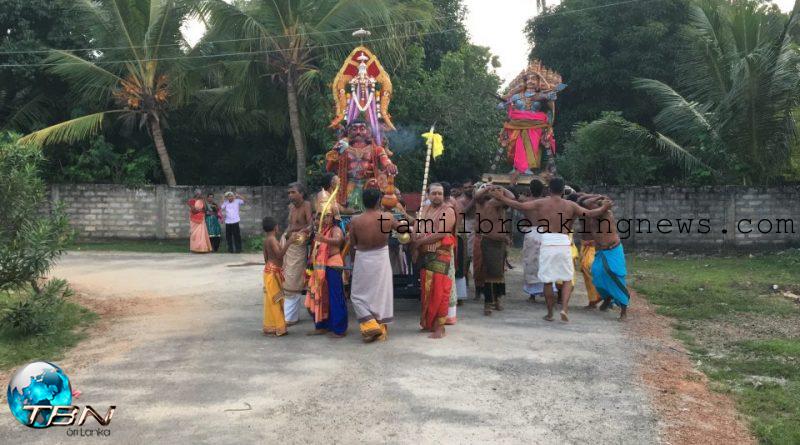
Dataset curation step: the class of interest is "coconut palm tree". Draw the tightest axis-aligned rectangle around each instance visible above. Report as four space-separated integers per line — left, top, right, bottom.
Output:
20 0 198 186
199 0 433 184
631 0 800 184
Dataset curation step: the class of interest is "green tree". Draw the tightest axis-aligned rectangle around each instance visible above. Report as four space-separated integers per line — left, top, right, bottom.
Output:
388 43 503 191
0 0 90 131
629 0 800 184
19 0 199 186
0 132 71 290
558 112 702 186
525 0 692 143
199 0 434 185
0 132 74 334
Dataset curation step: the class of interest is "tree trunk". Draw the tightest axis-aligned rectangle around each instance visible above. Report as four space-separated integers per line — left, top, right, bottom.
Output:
286 70 307 185
149 117 177 186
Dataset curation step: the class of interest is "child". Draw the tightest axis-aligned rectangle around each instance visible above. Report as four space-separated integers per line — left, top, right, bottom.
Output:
262 216 297 336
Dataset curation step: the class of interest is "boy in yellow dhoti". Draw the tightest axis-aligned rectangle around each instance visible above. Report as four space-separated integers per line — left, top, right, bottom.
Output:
262 216 297 336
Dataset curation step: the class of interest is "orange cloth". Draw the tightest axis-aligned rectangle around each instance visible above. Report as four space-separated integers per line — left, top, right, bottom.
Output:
420 235 455 331
580 242 601 304
263 263 287 336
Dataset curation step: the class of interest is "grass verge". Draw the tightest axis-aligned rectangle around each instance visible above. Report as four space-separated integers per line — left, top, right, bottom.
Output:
68 237 264 254
0 291 97 371
629 250 800 444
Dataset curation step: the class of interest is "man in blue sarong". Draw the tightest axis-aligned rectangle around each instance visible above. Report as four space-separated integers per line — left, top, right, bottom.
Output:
582 196 630 320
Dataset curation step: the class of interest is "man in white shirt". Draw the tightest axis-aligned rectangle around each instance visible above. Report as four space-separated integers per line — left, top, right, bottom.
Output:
220 191 246 253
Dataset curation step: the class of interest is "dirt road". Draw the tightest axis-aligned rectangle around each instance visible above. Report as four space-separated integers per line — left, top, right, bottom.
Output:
0 251 658 444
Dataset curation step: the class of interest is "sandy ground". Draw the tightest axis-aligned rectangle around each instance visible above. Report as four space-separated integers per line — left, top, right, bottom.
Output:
0 251 662 444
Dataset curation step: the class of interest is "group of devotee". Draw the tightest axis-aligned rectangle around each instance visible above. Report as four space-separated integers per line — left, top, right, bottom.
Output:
188 190 246 254
260 175 631 341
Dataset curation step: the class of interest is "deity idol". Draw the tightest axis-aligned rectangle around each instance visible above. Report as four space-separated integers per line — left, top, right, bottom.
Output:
325 120 397 213
499 60 567 174
326 46 399 213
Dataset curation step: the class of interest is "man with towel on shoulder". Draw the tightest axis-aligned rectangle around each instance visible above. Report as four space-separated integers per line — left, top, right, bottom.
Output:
282 182 313 326
490 177 611 322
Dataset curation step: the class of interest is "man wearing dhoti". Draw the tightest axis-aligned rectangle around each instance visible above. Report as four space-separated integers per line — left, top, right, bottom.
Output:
490 177 610 322
306 212 347 337
455 179 475 304
582 196 630 320
443 182 461 325
471 183 491 300
413 183 456 339
348 189 401 342
261 216 295 337
473 185 514 315
518 179 546 301
283 182 313 325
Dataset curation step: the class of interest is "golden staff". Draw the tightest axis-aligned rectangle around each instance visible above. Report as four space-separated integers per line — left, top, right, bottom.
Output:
419 123 436 218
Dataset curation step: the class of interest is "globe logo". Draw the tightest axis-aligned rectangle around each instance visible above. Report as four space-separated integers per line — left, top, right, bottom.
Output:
6 361 72 428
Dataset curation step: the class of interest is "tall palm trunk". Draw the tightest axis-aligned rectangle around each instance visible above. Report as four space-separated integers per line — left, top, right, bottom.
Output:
149 117 177 186
285 70 307 185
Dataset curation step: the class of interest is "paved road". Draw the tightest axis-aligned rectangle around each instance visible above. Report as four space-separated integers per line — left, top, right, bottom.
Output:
0 252 658 444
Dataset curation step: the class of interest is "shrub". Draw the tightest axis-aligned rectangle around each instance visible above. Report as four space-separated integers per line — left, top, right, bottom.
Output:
0 132 74 336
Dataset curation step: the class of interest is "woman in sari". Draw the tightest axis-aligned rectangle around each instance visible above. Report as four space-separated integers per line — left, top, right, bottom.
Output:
205 193 223 252
188 189 212 253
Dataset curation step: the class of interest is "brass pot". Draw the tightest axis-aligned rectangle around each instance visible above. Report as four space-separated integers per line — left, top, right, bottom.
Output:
395 232 411 244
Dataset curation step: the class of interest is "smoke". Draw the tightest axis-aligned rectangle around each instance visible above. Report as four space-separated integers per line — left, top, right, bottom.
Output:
385 123 425 155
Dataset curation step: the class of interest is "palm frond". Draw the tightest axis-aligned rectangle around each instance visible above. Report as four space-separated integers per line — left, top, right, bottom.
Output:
45 50 124 105
19 111 125 147
633 78 717 144
5 95 53 132
651 132 713 174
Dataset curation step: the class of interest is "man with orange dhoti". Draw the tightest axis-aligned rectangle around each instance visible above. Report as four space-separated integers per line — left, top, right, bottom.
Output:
412 183 456 339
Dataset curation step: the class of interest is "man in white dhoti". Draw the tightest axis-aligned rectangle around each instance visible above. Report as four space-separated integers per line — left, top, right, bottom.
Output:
456 179 477 300
490 177 611 322
348 189 402 342
518 179 547 301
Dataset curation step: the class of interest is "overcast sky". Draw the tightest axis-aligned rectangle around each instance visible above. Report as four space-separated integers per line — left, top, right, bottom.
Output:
184 0 796 86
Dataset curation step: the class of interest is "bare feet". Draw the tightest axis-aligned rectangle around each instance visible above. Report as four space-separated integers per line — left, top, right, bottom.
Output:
307 329 328 336
542 314 554 322
494 298 504 311
619 306 628 321
328 332 346 338
560 310 569 322
584 302 599 310
428 323 446 339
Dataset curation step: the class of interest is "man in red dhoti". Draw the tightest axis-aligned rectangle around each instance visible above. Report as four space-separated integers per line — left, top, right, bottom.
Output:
412 183 456 339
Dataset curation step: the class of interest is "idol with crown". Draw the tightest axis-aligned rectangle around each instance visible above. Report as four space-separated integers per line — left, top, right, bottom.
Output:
325 40 400 214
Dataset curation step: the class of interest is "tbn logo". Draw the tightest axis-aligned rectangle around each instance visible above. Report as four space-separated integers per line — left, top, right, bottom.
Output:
22 405 116 428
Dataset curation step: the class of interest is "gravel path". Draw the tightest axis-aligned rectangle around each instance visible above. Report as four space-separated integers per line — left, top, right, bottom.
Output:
0 251 659 444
